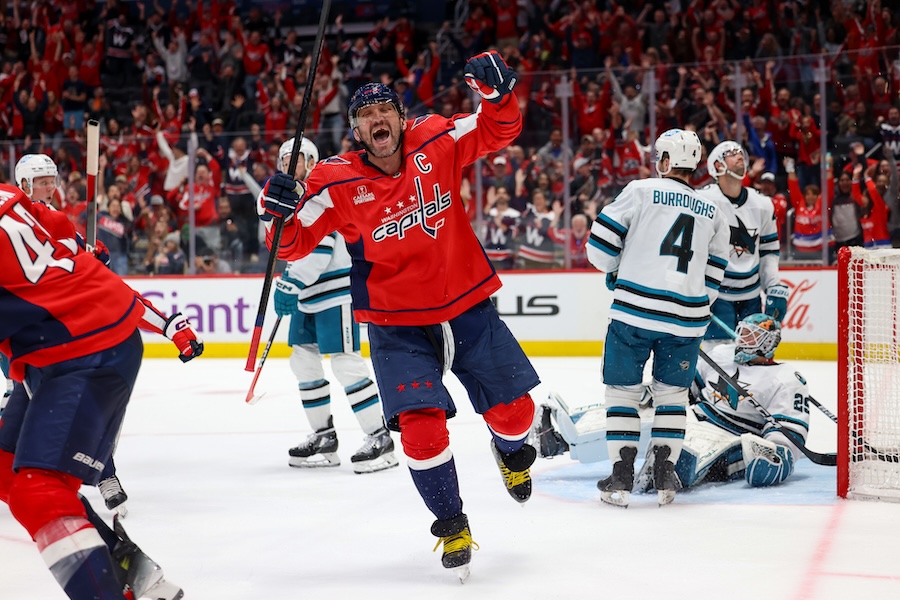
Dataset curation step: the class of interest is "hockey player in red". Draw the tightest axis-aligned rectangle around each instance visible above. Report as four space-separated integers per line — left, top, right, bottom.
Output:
259 51 539 581
0 183 200 600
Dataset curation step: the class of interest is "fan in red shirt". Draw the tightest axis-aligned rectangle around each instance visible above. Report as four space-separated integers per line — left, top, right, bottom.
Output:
258 52 539 581
167 148 221 228
756 172 789 243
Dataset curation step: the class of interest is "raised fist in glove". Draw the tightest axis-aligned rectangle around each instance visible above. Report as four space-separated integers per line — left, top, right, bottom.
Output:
261 173 305 222
164 312 204 362
765 283 789 322
274 274 302 317
86 239 110 268
464 50 517 103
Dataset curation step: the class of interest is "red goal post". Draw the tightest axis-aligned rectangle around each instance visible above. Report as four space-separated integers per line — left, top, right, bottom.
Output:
837 246 900 501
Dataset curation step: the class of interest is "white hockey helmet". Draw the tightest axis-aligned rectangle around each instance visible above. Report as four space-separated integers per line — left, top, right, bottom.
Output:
278 137 319 178
734 313 782 364
654 128 702 176
707 140 748 181
15 154 59 197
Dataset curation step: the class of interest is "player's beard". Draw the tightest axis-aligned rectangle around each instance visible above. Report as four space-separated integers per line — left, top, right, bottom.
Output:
360 122 404 159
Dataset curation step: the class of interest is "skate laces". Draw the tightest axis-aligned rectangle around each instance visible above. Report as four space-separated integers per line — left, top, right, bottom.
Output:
433 528 479 555
498 462 531 489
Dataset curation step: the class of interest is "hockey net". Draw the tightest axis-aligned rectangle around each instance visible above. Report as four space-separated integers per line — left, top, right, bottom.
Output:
837 247 900 501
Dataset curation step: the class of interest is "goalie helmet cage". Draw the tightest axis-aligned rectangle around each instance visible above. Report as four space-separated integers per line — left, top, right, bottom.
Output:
837 246 900 501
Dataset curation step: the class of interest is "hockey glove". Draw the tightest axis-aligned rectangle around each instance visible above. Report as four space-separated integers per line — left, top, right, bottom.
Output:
741 433 794 487
164 312 204 362
605 271 618 291
273 275 303 317
464 50 517 103
765 283 789 322
261 173 305 222
86 239 110 268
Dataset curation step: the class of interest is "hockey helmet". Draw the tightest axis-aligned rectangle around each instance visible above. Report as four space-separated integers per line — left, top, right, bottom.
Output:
347 83 405 130
655 128 702 176
734 313 782 364
707 140 748 181
15 154 59 197
278 137 319 177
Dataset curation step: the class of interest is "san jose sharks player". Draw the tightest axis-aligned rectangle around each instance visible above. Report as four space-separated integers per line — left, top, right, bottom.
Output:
267 136 398 474
536 314 809 492
257 51 540 581
586 128 730 507
696 141 788 340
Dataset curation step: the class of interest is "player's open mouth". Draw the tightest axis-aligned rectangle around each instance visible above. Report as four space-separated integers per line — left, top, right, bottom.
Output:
373 128 390 144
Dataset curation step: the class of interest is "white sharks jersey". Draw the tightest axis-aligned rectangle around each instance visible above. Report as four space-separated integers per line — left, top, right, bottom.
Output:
284 231 352 314
587 176 730 337
693 344 810 452
695 184 780 302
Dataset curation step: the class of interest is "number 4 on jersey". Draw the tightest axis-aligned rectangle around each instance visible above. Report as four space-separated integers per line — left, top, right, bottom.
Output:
660 214 695 273
0 203 75 283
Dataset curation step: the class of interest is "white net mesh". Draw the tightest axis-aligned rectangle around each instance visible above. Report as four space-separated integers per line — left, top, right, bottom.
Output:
844 248 900 501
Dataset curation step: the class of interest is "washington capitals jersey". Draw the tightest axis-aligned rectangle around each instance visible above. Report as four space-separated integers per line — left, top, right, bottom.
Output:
693 343 810 451
587 177 730 337
696 184 780 302
0 185 143 381
270 94 523 326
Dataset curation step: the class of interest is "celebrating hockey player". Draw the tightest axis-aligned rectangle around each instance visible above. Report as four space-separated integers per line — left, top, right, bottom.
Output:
536 314 809 492
258 50 540 581
16 153 129 516
269 136 398 474
586 128 730 507
0 182 198 600
697 141 788 340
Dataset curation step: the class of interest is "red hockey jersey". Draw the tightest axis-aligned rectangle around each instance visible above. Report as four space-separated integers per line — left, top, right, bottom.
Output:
270 94 523 326
0 185 144 380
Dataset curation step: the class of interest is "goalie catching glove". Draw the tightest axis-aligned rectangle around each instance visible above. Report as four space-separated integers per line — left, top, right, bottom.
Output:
464 50 517 103
273 274 302 317
764 283 789 322
261 173 306 222
164 312 204 362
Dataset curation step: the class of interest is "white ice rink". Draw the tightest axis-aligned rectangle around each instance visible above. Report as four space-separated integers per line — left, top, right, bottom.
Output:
2 356 899 600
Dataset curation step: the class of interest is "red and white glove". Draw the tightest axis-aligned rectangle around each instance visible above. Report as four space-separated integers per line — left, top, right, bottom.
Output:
164 312 204 362
464 50 518 103
87 239 111 267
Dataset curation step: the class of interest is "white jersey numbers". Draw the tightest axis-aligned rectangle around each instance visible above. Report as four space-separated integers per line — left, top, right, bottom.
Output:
0 203 75 283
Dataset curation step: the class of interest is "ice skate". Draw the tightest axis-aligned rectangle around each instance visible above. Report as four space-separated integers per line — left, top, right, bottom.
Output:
490 440 536 504
534 404 569 458
112 516 184 600
288 417 340 468
99 475 129 518
597 446 638 508
350 427 399 474
652 444 680 506
431 514 478 583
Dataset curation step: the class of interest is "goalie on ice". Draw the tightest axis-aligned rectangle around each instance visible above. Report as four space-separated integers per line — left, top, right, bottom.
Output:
536 314 810 492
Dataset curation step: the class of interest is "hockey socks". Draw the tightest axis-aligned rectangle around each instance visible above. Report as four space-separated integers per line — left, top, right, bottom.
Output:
408 452 463 521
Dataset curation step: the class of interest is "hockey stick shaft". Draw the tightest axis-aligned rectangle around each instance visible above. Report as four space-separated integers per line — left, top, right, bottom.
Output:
697 347 837 466
85 120 100 246
245 0 333 372
245 316 282 404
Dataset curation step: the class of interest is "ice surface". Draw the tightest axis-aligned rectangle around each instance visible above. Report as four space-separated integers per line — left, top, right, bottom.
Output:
2 357 899 600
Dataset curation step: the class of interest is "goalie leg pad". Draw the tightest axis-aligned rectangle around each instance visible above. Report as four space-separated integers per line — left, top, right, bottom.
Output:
741 433 795 487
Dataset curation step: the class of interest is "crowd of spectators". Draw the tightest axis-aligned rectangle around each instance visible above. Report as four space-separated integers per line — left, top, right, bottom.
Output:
2 0 900 274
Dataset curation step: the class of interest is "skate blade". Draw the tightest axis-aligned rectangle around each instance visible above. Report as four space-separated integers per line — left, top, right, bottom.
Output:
352 452 400 474
138 578 184 600
657 490 676 506
115 503 128 519
453 565 470 584
288 453 340 468
600 490 630 508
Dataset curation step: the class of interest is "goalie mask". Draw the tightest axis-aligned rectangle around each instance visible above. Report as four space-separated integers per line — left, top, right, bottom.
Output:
707 140 748 181
15 154 59 197
348 82 405 130
654 128 702 176
734 313 782 364
278 137 319 179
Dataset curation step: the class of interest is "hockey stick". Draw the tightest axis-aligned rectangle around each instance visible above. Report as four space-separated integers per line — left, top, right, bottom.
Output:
245 316 282 405
697 347 837 466
245 0 333 372
711 315 897 462
85 119 100 246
